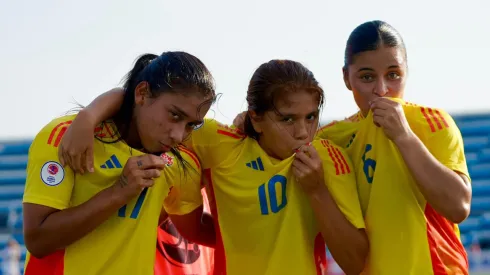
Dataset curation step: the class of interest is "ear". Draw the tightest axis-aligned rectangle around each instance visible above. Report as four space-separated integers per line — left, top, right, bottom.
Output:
134 81 150 106
248 110 263 134
342 67 352 91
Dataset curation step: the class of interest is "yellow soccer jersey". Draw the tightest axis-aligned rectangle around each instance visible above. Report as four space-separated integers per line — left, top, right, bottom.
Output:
189 119 364 275
316 98 469 275
23 115 202 275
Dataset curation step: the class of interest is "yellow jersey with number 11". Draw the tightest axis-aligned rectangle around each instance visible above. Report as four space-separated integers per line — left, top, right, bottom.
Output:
23 115 203 275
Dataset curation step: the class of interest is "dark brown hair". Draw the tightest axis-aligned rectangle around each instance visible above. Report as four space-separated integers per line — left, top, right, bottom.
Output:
244 60 324 139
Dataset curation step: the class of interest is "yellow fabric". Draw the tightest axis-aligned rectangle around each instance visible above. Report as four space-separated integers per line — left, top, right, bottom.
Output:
23 115 202 275
191 119 364 275
316 98 469 274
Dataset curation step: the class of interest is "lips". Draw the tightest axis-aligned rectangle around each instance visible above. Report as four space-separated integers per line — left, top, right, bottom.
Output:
160 143 171 152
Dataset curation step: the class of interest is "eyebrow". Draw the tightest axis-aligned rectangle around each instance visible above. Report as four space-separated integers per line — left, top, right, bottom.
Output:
171 105 203 124
357 65 400 73
278 110 319 118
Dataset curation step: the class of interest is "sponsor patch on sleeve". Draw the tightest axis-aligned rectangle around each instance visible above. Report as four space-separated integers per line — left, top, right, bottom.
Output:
40 161 65 186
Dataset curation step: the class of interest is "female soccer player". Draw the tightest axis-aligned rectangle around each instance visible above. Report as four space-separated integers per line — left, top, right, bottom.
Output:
22 51 216 275
317 20 471 275
58 60 369 275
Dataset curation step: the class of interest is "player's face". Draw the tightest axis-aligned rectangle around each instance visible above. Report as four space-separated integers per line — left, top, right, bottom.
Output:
133 85 212 154
344 46 407 116
253 90 320 160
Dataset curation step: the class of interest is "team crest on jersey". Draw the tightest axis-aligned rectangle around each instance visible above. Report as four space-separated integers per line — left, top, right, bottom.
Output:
160 153 174 167
40 161 65 186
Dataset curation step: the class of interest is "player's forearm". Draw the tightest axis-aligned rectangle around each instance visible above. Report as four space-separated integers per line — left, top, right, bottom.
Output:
395 133 471 223
307 186 368 275
81 88 125 126
25 186 127 258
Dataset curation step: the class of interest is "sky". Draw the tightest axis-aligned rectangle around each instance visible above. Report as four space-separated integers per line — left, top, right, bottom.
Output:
1 0 489 139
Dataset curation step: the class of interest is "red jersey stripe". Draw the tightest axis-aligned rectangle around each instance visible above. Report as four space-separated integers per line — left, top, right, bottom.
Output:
204 169 227 275
323 141 340 175
420 108 436 132
435 110 450 128
428 108 443 130
217 130 243 139
313 233 327 275
334 147 351 174
24 250 65 275
326 141 346 175
47 121 72 146
178 146 201 169
54 126 68 148
425 204 469 275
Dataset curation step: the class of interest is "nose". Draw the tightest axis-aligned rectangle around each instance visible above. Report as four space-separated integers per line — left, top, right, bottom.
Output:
295 120 309 141
169 125 187 145
374 78 389 97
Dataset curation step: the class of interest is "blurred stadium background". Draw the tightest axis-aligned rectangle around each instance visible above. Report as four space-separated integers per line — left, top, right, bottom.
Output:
0 113 489 274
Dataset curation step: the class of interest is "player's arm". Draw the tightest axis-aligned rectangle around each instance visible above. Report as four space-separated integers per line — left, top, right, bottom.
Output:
24 129 166 258
371 98 471 224
58 88 125 173
394 127 471 224
294 144 367 275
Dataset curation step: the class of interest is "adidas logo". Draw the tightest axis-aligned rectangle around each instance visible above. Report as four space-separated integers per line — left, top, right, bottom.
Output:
100 154 122 169
245 157 264 171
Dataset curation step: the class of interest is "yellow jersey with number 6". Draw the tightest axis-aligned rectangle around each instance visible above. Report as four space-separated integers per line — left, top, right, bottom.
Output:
316 98 469 275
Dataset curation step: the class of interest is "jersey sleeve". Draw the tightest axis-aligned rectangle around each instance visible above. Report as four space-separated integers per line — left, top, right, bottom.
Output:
315 139 365 229
188 118 245 169
408 106 470 180
23 117 76 210
163 148 203 215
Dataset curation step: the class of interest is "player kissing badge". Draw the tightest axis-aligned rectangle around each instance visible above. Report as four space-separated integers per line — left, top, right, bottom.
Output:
160 153 174 167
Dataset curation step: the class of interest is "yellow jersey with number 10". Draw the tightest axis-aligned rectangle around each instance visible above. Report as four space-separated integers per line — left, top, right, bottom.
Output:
189 119 365 275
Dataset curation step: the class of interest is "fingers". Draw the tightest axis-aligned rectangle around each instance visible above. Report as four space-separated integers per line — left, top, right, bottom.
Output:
141 179 155 188
134 155 166 170
294 151 316 168
304 145 320 161
292 158 311 175
72 151 83 174
85 147 95 173
58 145 66 167
141 169 161 179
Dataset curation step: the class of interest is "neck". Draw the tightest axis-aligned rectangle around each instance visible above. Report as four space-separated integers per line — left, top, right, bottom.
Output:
114 118 144 151
257 137 285 161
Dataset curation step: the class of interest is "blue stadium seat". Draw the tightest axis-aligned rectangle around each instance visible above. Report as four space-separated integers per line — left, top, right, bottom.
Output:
0 185 25 201
472 180 490 197
458 119 490 136
480 148 490 162
0 170 26 185
463 136 489 152
0 155 27 171
12 233 24 245
0 141 31 156
459 217 481 233
480 213 490 230
470 163 490 179
466 152 479 166
471 197 490 214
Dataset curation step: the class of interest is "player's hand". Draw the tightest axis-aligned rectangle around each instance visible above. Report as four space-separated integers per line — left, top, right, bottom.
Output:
58 110 96 174
292 144 325 194
232 111 247 132
114 155 167 201
370 98 414 144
